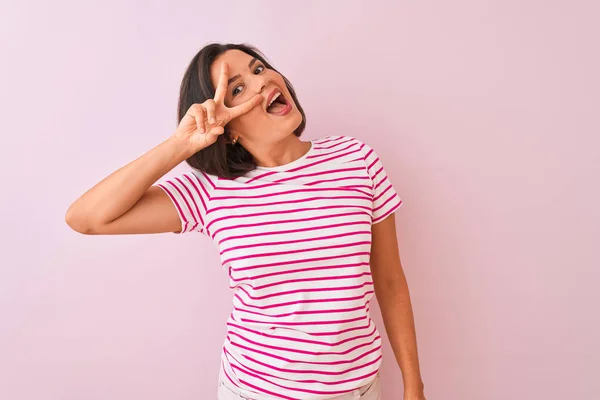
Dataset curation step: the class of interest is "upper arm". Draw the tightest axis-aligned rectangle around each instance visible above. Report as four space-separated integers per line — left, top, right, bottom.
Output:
356 137 406 287
77 171 213 236
83 185 185 235
370 212 404 290
356 137 404 224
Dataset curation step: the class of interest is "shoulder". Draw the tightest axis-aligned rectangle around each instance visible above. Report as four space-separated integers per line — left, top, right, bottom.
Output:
317 135 368 148
168 169 217 196
322 135 375 159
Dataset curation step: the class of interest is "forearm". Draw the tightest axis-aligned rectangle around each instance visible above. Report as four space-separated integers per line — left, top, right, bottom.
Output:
375 274 425 395
66 136 197 229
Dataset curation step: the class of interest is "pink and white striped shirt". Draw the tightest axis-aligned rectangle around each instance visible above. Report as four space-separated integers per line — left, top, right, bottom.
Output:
157 135 403 399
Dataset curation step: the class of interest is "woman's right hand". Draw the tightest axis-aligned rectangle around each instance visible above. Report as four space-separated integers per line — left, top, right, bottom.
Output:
171 61 263 152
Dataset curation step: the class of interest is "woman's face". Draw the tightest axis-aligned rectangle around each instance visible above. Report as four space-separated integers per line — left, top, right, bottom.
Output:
209 49 303 145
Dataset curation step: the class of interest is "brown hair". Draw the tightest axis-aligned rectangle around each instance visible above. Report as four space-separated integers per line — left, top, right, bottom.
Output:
178 42 307 179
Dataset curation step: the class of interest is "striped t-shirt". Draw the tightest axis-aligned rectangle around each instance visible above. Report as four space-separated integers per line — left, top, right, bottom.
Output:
157 135 403 399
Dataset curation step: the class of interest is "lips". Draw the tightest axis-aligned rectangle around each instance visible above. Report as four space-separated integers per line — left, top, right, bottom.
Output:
265 87 286 112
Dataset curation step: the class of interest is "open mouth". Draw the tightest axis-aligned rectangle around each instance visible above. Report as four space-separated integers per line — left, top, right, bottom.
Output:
266 89 292 116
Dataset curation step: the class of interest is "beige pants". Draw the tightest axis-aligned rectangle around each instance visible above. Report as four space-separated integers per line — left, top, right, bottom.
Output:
217 367 381 400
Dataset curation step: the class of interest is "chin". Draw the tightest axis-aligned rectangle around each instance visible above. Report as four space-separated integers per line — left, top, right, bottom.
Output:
283 110 303 133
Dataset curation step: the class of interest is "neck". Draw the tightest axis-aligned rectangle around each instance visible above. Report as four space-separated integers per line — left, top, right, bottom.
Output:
250 136 311 168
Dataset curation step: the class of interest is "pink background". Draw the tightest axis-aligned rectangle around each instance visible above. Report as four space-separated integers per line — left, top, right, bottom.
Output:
2 1 599 399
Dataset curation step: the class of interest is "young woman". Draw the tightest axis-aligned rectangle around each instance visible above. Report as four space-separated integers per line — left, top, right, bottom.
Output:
66 43 426 400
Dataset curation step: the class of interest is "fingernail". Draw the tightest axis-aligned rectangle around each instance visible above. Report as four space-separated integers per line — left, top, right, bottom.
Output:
210 117 215 124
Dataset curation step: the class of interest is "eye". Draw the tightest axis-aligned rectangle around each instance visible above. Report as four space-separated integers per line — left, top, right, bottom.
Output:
232 85 243 96
231 64 266 97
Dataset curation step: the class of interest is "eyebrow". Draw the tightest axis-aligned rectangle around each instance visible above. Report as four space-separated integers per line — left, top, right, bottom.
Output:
227 57 258 86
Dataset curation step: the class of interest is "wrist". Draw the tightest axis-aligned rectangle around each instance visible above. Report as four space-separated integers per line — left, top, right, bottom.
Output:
167 135 203 159
404 380 425 395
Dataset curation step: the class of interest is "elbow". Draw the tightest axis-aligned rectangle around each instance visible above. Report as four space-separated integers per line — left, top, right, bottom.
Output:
65 205 93 234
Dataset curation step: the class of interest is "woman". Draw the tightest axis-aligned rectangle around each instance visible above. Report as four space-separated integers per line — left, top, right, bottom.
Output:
66 43 426 400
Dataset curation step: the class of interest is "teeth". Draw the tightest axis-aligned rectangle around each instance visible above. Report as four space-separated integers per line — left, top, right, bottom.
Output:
268 91 281 107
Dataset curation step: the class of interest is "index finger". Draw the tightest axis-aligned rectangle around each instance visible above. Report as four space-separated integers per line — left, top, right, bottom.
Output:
228 93 263 119
213 61 229 103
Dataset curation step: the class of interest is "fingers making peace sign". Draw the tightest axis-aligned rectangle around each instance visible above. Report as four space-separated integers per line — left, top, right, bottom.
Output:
171 61 263 150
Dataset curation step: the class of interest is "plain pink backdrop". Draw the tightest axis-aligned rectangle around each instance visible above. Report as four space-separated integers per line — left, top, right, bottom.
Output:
1 1 598 399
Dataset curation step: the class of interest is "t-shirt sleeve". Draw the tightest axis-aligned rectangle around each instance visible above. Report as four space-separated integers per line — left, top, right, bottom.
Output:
359 139 404 224
155 170 213 235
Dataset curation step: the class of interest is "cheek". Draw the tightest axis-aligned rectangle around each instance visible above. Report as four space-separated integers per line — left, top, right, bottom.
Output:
227 107 264 130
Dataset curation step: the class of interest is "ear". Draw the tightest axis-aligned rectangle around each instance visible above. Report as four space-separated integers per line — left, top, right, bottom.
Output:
226 128 239 144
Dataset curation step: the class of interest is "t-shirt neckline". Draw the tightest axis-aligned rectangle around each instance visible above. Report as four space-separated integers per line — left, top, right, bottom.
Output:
255 140 314 172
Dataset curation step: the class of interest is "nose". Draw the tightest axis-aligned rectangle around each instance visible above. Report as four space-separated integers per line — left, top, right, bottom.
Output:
253 74 271 96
